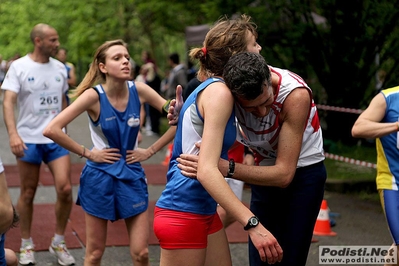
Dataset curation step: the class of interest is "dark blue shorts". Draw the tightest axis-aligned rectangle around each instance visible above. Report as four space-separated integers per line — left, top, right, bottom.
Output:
248 161 327 266
20 143 69 164
77 165 149 221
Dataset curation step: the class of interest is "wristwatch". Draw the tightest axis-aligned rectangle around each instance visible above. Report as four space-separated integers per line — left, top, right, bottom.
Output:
244 216 259 230
226 159 235 178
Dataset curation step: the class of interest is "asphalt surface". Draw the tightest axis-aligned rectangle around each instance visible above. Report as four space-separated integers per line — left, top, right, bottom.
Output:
0 110 393 266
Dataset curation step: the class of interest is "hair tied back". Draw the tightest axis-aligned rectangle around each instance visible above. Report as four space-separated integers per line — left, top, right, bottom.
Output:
201 47 207 57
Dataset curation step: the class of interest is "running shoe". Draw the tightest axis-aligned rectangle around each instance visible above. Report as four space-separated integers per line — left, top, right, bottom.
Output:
49 239 76 265
19 244 36 265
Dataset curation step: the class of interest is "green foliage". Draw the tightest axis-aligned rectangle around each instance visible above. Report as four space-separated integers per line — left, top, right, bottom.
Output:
1 0 399 145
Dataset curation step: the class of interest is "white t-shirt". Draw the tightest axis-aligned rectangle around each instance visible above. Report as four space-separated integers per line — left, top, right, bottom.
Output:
1 55 68 143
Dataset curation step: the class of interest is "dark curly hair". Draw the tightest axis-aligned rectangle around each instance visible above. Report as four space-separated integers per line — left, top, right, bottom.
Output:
223 52 271 100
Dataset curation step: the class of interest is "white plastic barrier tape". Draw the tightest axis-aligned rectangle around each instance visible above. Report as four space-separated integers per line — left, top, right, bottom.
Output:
324 152 376 169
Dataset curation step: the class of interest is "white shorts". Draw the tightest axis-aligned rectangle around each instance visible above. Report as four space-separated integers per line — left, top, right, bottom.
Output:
225 178 244 201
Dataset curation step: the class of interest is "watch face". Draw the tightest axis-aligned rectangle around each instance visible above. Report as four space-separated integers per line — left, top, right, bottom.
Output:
250 217 259 226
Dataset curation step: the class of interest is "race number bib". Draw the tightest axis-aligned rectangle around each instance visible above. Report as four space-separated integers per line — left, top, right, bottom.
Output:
33 91 60 116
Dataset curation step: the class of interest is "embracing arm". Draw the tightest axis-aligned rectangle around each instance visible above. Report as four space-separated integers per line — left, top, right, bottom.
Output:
352 93 397 139
178 88 310 188
223 88 310 187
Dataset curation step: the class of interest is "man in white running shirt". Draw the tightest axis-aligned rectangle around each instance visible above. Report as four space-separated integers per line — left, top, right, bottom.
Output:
1 23 75 266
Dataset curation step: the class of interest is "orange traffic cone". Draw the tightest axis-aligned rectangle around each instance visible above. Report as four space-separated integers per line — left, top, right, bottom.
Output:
313 199 337 236
162 143 173 166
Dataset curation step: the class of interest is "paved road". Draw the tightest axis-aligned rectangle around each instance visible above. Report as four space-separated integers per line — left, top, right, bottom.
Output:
0 110 393 265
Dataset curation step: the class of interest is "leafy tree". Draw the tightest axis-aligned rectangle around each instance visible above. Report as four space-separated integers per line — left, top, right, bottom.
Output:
1 0 398 146
220 0 399 144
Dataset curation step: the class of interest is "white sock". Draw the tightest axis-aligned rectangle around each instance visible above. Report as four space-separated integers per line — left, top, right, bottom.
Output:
21 238 33 247
52 234 65 246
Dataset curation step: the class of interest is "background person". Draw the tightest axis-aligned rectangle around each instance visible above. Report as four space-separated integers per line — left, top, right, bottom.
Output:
43 39 170 266
164 53 187 100
352 86 399 266
56 47 77 106
1 23 75 266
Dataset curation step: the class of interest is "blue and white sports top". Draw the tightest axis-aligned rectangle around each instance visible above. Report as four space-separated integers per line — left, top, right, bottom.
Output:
86 81 145 180
376 86 399 190
156 78 236 215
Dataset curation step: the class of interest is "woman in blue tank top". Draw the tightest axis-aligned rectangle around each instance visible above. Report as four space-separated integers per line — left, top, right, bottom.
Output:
44 39 170 266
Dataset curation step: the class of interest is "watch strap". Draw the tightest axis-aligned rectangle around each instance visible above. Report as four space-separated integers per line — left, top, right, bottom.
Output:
226 159 235 178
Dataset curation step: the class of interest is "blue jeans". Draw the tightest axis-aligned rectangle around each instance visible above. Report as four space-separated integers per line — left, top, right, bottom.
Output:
248 161 327 266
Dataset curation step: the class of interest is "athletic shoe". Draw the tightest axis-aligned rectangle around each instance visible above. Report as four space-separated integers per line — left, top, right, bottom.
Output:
49 240 76 265
19 244 36 265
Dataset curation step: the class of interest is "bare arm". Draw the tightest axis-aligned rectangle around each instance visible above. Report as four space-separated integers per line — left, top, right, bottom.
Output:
130 126 176 162
127 81 175 162
198 83 282 264
232 88 310 187
43 89 121 163
352 93 397 138
0 171 14 234
136 81 167 113
3 90 27 158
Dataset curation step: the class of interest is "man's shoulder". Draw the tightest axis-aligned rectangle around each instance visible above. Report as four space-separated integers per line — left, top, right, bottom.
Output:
9 55 28 66
50 58 69 74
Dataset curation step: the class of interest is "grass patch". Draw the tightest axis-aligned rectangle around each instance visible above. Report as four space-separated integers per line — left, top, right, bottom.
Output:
355 190 380 203
324 159 376 181
324 139 377 181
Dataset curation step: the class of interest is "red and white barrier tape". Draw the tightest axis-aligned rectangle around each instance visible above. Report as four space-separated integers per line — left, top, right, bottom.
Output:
317 104 363 114
316 104 373 167
324 152 376 169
